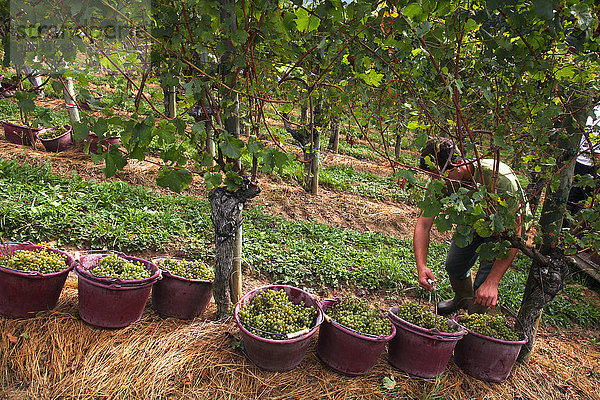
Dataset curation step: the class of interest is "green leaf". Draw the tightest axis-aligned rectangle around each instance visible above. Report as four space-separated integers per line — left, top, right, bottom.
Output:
204 172 222 190
72 121 90 141
486 0 501 10
231 29 249 45
454 225 474 248
103 147 127 178
399 169 418 185
474 218 493 237
415 22 432 37
534 0 554 20
162 146 182 163
357 69 384 87
403 4 423 20
219 135 244 159
435 215 453 232
15 92 35 113
295 7 320 32
156 166 192 193
382 376 396 390
418 195 442 218
274 149 292 170
199 152 214 167
247 137 264 155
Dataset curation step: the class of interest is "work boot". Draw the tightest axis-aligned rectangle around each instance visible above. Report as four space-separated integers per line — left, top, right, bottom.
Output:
437 277 474 315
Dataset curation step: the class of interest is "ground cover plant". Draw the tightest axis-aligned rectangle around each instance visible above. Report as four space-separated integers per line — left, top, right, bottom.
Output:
319 164 424 204
0 157 597 330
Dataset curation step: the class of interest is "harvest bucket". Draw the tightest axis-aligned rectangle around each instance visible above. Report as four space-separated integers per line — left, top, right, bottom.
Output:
86 134 120 154
2 120 39 146
75 253 161 328
151 257 213 320
234 285 323 371
316 299 396 376
0 242 74 318
387 306 465 378
39 125 73 152
453 316 528 383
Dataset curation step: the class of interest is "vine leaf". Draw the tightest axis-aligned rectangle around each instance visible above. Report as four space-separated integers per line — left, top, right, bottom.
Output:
382 375 396 390
295 7 320 32
156 166 192 193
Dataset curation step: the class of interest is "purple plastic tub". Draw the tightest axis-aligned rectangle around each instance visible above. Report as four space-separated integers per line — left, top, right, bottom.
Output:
316 299 396 376
151 257 213 320
86 134 120 154
234 285 323 371
2 120 39 146
0 242 74 318
39 125 73 152
454 316 528 383
387 306 465 378
75 253 160 328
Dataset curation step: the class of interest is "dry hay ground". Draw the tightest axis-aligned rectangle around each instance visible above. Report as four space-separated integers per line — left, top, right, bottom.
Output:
0 277 599 400
1 133 600 399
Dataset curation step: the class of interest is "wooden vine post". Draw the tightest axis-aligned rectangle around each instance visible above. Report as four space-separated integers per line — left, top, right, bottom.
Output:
62 77 80 124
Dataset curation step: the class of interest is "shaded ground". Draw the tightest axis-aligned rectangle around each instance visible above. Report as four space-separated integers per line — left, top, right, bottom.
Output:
1 133 599 399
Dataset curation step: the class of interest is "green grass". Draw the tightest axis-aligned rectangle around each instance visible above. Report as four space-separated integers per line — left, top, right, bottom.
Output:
0 157 598 328
0 98 70 127
320 164 424 204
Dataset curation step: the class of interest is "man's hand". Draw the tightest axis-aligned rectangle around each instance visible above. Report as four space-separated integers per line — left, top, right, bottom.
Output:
417 267 436 291
474 279 499 307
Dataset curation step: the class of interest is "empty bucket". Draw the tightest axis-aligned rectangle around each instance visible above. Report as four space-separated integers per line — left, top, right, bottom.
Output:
317 299 396 376
0 242 74 318
75 253 160 328
151 257 213 320
453 317 527 383
234 285 323 371
387 306 465 378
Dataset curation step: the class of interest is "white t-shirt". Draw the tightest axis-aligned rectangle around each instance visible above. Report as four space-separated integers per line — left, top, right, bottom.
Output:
577 104 600 167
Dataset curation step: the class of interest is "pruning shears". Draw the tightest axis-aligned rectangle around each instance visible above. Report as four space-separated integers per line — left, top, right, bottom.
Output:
428 278 439 319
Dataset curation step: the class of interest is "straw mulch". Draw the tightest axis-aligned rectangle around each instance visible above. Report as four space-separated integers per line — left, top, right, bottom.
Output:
1 276 599 400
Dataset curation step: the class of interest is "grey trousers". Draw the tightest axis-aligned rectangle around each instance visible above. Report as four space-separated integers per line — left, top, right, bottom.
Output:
445 234 495 292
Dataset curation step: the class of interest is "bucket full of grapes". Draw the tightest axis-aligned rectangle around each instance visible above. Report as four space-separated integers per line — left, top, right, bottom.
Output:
316 297 396 376
234 285 324 371
387 303 465 378
0 242 75 318
75 252 161 328
454 310 527 383
151 257 214 320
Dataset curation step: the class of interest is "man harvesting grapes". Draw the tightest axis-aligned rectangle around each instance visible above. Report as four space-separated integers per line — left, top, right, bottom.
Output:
413 138 530 314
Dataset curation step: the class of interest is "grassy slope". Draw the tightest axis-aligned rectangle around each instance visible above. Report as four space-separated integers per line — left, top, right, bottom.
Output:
0 157 598 330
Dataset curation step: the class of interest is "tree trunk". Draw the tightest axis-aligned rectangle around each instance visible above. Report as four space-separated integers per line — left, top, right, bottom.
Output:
311 133 320 195
209 180 260 320
164 86 176 118
517 93 587 361
328 119 340 152
394 134 402 160
517 253 569 360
